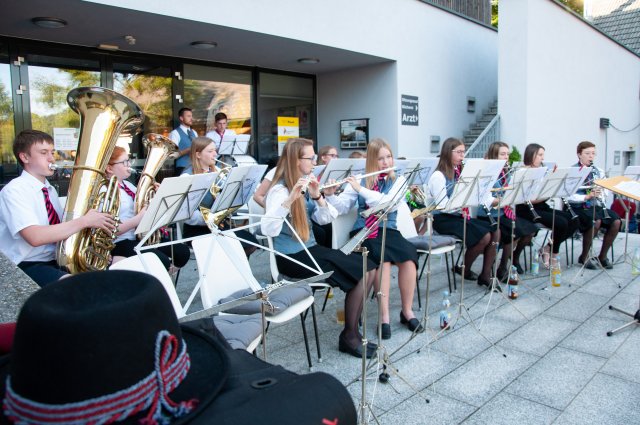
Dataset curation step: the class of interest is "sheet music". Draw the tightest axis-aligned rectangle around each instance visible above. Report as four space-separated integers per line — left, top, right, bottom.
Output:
211 164 267 213
555 166 592 198
404 157 438 185
623 166 640 181
136 173 216 234
318 158 366 186
502 167 546 206
614 180 640 197
312 165 325 178
218 134 250 155
445 159 504 211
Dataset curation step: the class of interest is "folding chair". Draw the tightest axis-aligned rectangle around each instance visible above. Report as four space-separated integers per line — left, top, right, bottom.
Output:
110 252 261 352
396 201 457 308
192 235 320 369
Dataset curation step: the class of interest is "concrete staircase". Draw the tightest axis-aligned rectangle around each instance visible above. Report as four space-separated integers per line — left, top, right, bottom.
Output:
463 99 498 149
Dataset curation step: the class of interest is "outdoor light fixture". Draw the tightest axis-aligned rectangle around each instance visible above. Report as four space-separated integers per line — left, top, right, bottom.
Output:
190 41 218 49
297 58 320 64
31 17 68 29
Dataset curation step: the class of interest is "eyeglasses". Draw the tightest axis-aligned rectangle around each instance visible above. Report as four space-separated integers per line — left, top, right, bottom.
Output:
300 155 318 162
452 150 466 155
110 159 131 167
323 153 338 158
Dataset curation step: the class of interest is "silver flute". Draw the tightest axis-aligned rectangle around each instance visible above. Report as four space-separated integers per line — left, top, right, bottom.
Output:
300 175 313 194
588 161 611 219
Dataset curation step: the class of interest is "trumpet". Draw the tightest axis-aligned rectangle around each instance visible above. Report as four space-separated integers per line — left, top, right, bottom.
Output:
319 167 397 191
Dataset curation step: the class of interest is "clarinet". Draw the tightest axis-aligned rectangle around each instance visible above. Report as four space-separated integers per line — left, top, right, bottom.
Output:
527 200 542 222
562 197 579 221
589 161 611 219
482 204 497 226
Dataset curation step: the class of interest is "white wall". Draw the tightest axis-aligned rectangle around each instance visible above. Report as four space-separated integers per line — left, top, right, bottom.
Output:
500 0 640 175
94 0 499 159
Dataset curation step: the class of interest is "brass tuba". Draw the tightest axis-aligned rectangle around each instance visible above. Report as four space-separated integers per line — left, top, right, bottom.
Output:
56 87 144 273
135 133 178 244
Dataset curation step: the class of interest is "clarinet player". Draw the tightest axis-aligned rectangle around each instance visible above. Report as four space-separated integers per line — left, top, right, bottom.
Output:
568 141 620 269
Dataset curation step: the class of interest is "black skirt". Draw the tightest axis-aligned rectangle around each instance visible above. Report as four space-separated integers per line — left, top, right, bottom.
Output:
572 205 620 233
484 216 538 245
349 227 418 267
433 213 493 248
276 245 377 293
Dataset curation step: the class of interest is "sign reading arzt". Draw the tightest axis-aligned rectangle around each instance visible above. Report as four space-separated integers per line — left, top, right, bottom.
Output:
401 95 419 126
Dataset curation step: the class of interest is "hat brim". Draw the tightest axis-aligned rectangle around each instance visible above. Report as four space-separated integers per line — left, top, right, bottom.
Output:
0 324 230 425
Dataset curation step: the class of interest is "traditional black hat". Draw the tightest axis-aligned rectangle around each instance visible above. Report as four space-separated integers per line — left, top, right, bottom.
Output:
0 270 229 424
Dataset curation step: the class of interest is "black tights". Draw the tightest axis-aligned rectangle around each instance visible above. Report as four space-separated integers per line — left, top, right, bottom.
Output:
341 270 376 348
464 230 499 282
580 219 621 262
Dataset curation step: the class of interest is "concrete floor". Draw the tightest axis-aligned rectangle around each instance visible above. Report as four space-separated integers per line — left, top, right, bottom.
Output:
174 231 640 425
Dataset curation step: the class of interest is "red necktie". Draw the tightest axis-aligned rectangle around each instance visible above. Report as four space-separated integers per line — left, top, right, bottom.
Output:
120 183 136 200
365 174 387 239
41 187 60 225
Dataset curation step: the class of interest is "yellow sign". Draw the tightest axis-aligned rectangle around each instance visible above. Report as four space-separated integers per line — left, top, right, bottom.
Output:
277 116 299 155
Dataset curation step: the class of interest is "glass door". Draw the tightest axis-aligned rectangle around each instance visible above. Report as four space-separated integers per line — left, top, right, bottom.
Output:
24 53 101 194
0 44 15 186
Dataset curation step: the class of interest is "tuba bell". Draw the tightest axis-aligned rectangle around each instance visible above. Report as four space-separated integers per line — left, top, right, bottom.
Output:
56 87 144 273
135 133 178 244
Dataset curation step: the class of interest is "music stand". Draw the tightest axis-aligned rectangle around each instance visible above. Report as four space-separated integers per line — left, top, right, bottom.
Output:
134 173 217 250
318 158 366 192
596 176 640 336
432 159 509 359
614 169 640 264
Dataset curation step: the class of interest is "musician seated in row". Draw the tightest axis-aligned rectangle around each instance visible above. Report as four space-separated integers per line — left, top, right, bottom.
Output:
0 130 116 287
515 143 579 267
327 138 423 339
427 138 499 287
481 142 537 280
568 141 620 269
105 146 190 271
261 138 378 358
180 137 258 257
253 145 339 248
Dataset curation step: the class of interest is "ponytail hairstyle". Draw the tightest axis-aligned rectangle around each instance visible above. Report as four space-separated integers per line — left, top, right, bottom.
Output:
364 138 396 189
269 138 314 241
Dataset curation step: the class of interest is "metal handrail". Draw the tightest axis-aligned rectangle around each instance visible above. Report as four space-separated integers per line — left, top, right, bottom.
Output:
465 114 500 158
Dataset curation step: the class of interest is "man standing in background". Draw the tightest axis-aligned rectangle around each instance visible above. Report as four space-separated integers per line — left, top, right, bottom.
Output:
169 107 198 176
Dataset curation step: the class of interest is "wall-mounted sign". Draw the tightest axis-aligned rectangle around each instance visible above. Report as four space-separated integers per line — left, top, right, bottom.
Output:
401 95 419 126
277 116 299 155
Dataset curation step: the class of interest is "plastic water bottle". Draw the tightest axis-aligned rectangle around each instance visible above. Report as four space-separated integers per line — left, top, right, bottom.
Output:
507 265 519 300
531 250 540 276
551 255 562 287
632 248 640 276
439 291 451 330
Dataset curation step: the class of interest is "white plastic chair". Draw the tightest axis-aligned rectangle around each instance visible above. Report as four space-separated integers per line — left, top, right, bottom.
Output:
192 235 320 368
396 201 457 307
110 252 261 352
247 198 268 245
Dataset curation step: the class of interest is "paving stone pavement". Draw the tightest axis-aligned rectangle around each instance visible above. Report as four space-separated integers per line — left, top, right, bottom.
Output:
4 231 636 424
167 231 640 424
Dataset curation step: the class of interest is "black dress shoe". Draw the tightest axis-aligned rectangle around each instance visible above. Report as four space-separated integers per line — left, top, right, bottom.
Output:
599 258 613 269
453 265 478 280
399 311 424 333
477 278 491 287
339 335 376 359
579 258 598 270
381 323 391 340
512 263 524 275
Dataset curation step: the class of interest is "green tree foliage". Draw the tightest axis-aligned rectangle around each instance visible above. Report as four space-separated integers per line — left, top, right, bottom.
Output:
491 0 498 28
509 145 521 166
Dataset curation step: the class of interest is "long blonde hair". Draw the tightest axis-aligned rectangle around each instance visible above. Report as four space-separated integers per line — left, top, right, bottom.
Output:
365 138 396 189
189 137 218 175
269 138 314 241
